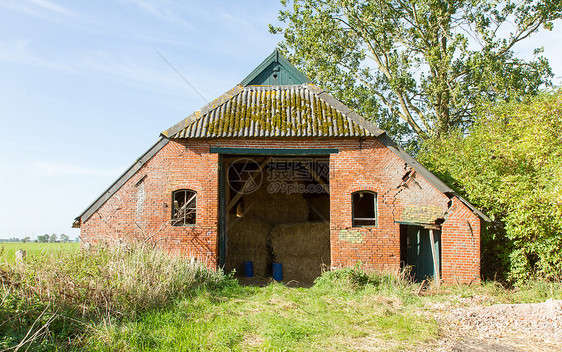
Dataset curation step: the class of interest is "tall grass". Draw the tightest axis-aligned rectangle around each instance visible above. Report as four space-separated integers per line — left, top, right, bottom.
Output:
0 245 233 350
3 246 561 351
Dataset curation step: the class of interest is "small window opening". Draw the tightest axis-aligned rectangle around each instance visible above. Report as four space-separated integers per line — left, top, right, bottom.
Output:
172 189 196 225
352 191 377 227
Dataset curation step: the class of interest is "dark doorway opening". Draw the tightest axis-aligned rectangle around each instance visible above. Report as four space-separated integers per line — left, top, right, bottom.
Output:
219 155 331 284
400 225 441 282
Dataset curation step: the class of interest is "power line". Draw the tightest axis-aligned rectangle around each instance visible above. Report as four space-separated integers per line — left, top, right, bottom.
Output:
154 49 208 103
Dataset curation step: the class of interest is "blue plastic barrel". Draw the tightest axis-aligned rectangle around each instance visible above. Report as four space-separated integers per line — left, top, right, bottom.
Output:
243 261 254 277
272 262 283 281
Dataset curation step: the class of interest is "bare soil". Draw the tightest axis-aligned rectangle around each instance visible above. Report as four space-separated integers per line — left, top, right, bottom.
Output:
425 298 562 351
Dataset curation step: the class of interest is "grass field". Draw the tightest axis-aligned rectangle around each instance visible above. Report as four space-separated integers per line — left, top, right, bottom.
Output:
87 276 438 351
1 245 561 351
0 241 79 263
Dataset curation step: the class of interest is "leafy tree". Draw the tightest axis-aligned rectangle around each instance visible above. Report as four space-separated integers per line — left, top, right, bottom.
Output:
419 90 562 282
271 0 560 143
37 234 50 243
60 234 69 242
50 234 58 243
22 236 30 243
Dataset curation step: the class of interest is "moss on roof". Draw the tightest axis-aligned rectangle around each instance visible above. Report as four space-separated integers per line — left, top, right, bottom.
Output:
201 87 364 137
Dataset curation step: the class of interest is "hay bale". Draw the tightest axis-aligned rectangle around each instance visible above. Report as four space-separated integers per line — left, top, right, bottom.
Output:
226 217 272 277
271 222 330 258
276 256 328 283
227 217 272 249
270 222 330 283
242 185 309 225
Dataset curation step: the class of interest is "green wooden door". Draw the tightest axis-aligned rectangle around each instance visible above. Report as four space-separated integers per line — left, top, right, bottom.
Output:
406 226 440 281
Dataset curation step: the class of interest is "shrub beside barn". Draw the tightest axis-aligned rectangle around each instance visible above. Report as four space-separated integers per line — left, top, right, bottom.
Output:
74 50 488 284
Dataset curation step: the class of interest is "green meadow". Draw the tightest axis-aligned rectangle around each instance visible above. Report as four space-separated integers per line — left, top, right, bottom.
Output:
0 241 79 263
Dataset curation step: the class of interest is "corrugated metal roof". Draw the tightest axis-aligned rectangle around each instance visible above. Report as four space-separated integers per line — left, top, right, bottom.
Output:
168 84 381 139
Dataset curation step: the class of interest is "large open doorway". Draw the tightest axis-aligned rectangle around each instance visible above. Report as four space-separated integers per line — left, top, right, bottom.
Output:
219 154 331 284
400 224 441 282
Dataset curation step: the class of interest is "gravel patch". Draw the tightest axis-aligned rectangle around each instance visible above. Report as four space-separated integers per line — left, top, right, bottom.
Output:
429 298 562 351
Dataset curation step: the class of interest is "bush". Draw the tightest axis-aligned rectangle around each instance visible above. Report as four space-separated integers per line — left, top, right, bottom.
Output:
313 266 411 292
314 267 373 289
419 90 562 282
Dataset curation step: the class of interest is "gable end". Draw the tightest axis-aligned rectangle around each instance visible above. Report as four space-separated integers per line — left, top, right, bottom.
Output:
240 49 310 86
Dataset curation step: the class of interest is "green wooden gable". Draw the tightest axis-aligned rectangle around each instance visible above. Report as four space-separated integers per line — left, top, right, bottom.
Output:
239 49 310 86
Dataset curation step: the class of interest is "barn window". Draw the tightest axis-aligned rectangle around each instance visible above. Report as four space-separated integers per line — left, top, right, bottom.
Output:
172 189 196 225
352 191 377 227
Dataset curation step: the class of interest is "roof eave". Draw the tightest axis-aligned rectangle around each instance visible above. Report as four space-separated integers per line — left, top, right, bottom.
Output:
73 137 170 226
449 193 491 222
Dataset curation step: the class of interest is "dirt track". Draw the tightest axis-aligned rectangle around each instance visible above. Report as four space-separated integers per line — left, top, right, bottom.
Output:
428 298 562 351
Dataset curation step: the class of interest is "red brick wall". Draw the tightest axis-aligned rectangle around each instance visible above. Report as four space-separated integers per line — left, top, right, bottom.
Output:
328 138 450 274
81 137 480 282
80 139 220 267
441 197 481 283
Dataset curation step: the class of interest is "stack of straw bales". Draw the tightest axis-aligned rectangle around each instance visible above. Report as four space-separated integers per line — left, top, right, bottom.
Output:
271 222 330 283
242 185 309 225
225 217 272 276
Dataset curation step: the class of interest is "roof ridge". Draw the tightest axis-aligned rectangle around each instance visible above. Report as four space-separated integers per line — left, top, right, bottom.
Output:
243 84 307 90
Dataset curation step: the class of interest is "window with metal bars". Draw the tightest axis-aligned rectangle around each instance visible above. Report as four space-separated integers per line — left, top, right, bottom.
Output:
352 191 377 227
172 190 196 225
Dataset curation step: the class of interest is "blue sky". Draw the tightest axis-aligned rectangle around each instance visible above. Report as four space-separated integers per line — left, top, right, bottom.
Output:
1 0 561 240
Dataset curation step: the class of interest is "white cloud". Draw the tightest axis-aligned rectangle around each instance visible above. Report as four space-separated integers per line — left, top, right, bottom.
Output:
125 0 194 29
79 50 207 95
0 0 76 19
0 40 209 96
25 0 75 16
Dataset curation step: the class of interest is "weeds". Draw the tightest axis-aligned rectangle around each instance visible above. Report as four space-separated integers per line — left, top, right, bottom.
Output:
0 244 233 350
2 245 562 351
7 245 229 319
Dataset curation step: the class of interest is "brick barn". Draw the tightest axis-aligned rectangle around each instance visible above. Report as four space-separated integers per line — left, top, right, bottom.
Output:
74 50 488 284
